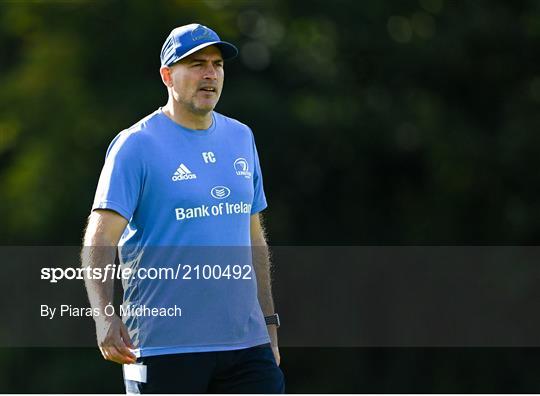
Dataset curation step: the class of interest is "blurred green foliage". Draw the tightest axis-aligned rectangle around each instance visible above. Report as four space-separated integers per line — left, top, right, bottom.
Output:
2 0 540 392
1 0 540 245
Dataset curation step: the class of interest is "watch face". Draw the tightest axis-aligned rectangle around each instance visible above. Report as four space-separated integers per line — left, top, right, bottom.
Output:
265 314 280 327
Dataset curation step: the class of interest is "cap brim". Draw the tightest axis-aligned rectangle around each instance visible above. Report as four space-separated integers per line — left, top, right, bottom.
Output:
165 41 238 66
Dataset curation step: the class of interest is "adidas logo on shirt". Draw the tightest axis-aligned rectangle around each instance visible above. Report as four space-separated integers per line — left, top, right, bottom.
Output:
172 164 197 181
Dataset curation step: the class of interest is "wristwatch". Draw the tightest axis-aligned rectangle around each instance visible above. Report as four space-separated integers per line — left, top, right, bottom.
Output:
264 313 280 328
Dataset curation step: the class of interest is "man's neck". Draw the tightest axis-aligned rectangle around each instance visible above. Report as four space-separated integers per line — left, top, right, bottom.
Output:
162 101 213 130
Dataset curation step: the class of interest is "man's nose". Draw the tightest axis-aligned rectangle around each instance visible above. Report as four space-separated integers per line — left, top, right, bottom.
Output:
203 64 218 79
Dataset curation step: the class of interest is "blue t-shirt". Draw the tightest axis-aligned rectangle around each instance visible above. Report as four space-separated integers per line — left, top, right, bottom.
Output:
92 108 270 357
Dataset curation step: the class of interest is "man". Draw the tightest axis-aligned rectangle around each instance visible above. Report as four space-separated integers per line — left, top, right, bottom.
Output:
82 23 284 393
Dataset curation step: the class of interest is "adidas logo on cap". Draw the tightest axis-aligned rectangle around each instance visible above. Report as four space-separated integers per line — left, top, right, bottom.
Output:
172 164 197 181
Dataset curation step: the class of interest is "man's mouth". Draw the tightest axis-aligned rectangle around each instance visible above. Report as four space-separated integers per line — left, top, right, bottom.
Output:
199 87 217 93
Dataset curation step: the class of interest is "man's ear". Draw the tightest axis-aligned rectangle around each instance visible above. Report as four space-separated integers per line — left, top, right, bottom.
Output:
159 66 173 88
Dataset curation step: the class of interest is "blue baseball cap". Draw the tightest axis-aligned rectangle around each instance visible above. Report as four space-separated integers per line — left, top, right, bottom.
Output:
160 24 238 67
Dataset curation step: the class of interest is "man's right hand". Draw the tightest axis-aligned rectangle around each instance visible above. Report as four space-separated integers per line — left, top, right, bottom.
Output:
95 315 137 364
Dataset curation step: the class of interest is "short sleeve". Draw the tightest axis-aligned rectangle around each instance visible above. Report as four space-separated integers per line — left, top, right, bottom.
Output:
250 133 267 214
92 131 144 221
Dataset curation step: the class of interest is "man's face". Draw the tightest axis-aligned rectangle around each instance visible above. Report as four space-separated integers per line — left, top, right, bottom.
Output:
168 45 224 116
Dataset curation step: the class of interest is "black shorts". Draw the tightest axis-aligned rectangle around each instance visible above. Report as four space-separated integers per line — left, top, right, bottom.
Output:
124 343 285 394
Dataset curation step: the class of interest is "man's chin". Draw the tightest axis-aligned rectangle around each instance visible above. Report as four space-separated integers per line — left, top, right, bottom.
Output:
193 103 217 115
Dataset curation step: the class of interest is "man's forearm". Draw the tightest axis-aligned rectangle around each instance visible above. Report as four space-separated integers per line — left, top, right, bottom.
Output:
81 211 127 320
81 244 117 319
252 242 280 353
253 243 275 316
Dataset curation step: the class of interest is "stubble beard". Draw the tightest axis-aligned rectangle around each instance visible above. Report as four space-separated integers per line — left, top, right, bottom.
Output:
182 92 219 117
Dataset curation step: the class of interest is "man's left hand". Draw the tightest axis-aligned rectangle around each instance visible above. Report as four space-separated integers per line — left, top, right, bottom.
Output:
267 325 280 366
272 345 281 366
